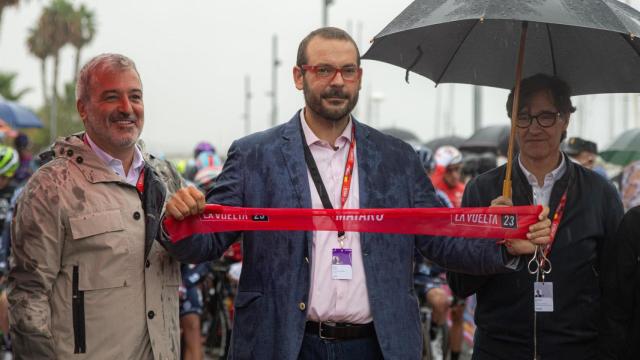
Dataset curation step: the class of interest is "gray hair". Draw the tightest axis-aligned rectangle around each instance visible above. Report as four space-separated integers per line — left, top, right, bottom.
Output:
75 53 141 102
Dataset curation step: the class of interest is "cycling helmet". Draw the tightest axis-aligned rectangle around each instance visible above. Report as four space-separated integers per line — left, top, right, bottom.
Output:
0 146 19 178
195 151 222 171
193 141 216 158
434 146 463 168
194 165 223 193
414 146 436 172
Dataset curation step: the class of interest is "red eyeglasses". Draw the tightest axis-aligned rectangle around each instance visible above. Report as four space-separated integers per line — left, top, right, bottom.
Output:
300 64 361 82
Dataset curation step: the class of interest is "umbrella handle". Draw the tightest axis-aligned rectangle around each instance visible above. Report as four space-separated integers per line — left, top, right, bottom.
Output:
503 21 529 198
502 179 512 198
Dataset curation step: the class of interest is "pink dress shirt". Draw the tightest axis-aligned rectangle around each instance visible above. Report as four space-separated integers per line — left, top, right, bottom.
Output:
301 109 372 324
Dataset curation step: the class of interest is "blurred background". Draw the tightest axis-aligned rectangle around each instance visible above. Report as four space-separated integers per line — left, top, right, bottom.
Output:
1 0 640 158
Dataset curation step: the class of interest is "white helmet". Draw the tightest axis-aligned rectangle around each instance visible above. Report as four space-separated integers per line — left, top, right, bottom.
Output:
434 146 463 167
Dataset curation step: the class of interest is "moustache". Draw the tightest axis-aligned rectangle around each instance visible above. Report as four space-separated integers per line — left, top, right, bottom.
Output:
109 112 138 123
322 88 348 99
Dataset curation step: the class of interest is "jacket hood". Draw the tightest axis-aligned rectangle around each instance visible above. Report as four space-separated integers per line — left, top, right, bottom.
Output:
50 133 150 185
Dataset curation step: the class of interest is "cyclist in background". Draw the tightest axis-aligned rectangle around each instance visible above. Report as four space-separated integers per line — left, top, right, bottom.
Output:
0 146 20 351
415 146 453 208
414 146 465 360
180 160 224 360
431 146 465 208
184 142 222 181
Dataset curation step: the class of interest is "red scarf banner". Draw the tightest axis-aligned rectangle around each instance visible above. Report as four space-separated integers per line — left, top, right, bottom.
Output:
164 204 542 243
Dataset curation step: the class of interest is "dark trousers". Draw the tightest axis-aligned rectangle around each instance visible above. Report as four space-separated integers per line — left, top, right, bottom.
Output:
298 333 384 360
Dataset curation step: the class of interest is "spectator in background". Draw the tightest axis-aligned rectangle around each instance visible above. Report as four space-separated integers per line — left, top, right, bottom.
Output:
432 145 465 207
562 136 597 170
621 160 640 211
12 133 33 184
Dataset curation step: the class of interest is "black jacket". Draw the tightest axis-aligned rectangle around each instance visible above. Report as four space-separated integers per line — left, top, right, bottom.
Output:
599 206 640 359
448 154 623 360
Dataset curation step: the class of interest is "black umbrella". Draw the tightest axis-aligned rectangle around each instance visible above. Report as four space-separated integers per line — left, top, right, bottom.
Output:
460 125 516 156
424 135 465 151
380 127 421 143
363 0 640 196
363 0 640 95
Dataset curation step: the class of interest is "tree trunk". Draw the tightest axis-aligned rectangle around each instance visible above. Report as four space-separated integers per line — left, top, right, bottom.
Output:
41 58 49 111
73 47 81 84
50 52 59 145
0 7 5 50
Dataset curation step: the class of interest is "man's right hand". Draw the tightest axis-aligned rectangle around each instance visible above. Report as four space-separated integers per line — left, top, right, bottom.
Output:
165 186 206 221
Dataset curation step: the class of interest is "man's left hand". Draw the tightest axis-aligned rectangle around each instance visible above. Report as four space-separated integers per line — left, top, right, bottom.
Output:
490 197 551 255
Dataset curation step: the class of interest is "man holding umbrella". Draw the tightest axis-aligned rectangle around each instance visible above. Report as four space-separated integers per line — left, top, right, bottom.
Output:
448 74 623 359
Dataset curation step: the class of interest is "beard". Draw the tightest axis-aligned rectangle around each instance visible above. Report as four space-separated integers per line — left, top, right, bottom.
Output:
303 80 359 122
86 111 142 150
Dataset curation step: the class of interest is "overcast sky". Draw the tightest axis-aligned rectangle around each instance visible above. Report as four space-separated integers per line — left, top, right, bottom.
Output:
2 0 640 157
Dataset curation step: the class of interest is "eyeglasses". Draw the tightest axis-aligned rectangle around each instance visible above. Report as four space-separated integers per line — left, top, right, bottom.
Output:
516 111 561 128
300 64 361 82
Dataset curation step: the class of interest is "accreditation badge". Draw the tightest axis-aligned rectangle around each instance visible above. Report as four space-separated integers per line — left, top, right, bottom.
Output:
331 248 352 280
534 282 554 312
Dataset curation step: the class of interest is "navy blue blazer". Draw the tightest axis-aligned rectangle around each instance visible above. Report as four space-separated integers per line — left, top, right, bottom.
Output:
166 111 514 359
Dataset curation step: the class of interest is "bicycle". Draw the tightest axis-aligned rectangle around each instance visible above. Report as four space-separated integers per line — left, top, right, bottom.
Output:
419 284 450 360
200 259 235 359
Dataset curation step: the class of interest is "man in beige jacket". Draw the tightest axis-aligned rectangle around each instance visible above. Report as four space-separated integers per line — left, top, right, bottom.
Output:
8 54 185 359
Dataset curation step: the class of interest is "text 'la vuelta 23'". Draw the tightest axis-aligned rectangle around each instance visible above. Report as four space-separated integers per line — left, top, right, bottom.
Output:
200 213 386 222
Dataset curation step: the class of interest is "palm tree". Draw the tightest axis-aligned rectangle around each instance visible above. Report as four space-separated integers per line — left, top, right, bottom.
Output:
27 18 51 110
69 4 95 83
42 0 74 143
0 72 29 101
0 0 20 45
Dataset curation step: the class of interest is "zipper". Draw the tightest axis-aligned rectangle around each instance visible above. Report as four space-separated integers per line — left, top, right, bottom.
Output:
72 265 86 353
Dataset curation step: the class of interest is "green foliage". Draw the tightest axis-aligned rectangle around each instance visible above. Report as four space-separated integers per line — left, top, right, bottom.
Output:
0 72 29 101
31 81 82 151
24 0 96 147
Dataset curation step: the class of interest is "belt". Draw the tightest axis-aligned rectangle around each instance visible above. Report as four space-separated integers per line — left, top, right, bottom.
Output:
305 321 376 340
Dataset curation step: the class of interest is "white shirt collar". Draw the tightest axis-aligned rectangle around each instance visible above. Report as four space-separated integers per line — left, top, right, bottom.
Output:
518 153 566 188
84 133 145 185
518 153 566 206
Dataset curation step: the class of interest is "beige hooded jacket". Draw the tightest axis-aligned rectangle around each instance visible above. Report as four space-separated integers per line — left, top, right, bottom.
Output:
8 134 184 359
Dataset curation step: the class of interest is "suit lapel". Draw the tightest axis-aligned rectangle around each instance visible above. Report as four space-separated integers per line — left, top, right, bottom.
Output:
280 111 313 258
280 111 312 209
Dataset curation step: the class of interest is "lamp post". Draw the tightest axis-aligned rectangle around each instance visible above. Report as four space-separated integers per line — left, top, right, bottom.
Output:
322 0 334 26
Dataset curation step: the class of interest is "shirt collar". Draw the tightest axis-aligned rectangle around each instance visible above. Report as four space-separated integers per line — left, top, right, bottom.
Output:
300 108 353 148
518 153 566 188
85 133 145 175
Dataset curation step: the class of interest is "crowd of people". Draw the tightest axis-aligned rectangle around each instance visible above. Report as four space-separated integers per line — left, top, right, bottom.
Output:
0 25 637 360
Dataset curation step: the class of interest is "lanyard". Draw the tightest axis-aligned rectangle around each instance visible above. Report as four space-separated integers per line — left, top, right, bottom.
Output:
300 122 356 247
527 188 568 280
136 168 145 194
545 189 567 260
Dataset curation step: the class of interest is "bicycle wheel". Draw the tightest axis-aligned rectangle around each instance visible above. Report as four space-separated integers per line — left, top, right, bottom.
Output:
420 306 433 360
203 296 231 359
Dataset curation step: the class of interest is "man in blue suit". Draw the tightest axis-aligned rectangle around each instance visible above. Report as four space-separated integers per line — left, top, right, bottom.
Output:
164 27 551 359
